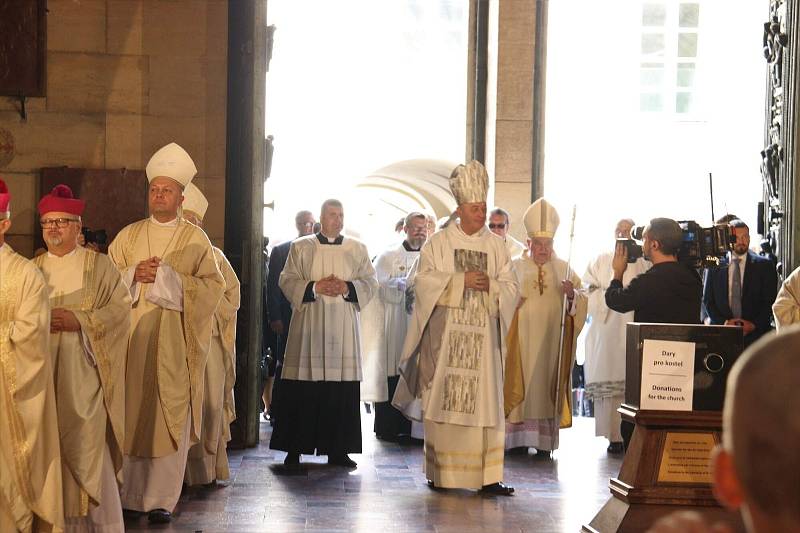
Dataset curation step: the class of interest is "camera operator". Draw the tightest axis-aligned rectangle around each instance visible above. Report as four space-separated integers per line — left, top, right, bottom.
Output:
702 219 778 347
605 217 703 449
606 218 702 323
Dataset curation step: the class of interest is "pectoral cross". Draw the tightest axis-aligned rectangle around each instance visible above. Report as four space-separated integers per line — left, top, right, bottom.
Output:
326 336 341 353
532 265 547 295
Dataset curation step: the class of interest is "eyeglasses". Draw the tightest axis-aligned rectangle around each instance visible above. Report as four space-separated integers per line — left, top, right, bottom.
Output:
40 217 79 228
488 223 506 229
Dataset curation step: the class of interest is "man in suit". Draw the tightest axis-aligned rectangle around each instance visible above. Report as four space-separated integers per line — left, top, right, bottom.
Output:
263 210 316 417
703 219 778 347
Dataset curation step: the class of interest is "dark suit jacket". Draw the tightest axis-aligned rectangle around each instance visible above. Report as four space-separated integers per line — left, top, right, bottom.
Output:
702 251 778 345
267 239 293 326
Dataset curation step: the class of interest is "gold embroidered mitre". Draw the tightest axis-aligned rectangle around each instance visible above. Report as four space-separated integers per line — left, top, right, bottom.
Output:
449 160 489 205
523 198 560 238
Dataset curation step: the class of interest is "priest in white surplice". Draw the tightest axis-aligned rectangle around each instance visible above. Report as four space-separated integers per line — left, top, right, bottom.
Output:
35 185 131 532
269 199 378 468
109 143 224 524
181 184 241 487
393 161 519 495
582 218 650 453
362 212 427 442
0 179 64 533
504 199 587 457
774 265 800 330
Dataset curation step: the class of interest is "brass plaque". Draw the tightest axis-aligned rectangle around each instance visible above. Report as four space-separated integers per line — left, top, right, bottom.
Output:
657 431 718 484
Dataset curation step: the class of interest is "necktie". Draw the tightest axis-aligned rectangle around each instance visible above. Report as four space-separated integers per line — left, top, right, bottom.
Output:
730 257 742 319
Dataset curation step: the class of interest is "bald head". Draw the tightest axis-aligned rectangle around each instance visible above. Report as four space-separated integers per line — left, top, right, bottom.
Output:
724 326 800 522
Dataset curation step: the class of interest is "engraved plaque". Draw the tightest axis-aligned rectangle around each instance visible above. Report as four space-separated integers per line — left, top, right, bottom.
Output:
657 431 718 484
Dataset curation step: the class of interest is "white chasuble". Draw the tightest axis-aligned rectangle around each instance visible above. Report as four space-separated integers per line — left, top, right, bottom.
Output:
393 224 518 489
0 244 64 533
361 243 419 402
35 247 131 526
505 255 587 451
279 235 377 382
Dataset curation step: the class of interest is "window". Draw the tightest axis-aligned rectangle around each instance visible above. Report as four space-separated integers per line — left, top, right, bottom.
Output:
640 2 700 115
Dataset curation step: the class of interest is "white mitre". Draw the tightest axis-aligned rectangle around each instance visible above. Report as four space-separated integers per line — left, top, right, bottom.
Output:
146 142 198 186
182 182 208 220
523 198 560 238
450 160 489 205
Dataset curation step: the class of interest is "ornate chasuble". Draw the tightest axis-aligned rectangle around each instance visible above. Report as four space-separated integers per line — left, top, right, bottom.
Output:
506 255 586 424
0 244 64 532
35 247 130 517
279 234 377 382
394 224 518 428
108 218 223 457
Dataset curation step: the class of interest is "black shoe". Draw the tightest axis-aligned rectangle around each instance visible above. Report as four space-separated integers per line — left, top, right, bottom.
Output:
607 442 624 454
283 452 300 466
328 454 357 468
148 509 172 524
480 482 515 496
426 479 441 490
122 508 143 520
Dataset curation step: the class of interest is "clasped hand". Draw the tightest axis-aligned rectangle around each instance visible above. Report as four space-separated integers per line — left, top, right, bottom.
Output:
51 308 80 333
464 270 490 292
134 256 161 283
316 274 349 297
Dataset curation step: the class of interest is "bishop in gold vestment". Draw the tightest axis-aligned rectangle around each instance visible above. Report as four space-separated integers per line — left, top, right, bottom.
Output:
35 186 131 532
108 143 224 521
0 179 64 532
181 184 241 486
504 199 587 454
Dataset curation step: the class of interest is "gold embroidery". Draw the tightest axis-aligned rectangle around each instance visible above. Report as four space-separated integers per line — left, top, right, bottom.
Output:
0 253 37 506
452 249 488 327
533 264 547 295
442 373 478 414
446 330 483 371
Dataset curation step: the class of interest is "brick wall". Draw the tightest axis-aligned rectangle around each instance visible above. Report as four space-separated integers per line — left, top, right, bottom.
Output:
0 0 228 256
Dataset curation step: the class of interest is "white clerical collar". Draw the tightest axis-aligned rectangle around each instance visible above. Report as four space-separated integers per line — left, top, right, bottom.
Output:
150 215 179 227
47 246 80 259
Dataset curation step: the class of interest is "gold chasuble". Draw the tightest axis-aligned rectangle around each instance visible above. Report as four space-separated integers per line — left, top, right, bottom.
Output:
108 217 223 512
34 247 131 525
185 246 240 485
504 254 587 451
393 224 518 489
0 244 64 533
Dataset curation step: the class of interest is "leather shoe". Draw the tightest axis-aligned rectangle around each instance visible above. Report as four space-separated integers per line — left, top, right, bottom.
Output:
480 482 515 496
148 509 172 524
328 454 357 468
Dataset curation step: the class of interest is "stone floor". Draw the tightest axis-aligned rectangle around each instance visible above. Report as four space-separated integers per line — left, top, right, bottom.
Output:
124 413 623 532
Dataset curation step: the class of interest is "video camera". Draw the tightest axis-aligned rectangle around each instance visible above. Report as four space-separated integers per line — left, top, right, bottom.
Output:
617 221 734 269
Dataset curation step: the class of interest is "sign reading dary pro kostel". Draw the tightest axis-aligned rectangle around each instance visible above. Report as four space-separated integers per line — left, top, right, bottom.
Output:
640 339 695 411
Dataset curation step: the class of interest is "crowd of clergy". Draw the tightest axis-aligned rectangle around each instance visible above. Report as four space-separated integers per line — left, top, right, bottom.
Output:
0 142 239 531
3 143 800 531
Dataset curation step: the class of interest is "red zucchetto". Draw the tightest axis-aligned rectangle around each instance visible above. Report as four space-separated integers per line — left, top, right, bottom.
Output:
0 179 10 213
37 184 86 216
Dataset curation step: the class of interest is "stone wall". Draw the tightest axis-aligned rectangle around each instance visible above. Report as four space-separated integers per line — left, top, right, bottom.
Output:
0 0 228 256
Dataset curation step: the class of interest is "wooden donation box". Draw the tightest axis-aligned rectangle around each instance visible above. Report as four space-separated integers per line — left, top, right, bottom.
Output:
584 324 746 533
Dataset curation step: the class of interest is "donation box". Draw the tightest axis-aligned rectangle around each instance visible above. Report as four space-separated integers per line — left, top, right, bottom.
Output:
584 324 746 533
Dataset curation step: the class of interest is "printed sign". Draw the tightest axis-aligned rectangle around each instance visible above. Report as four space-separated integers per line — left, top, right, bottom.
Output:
640 339 694 411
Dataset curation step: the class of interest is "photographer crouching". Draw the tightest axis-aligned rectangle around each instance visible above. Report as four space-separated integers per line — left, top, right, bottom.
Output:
604 217 703 449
